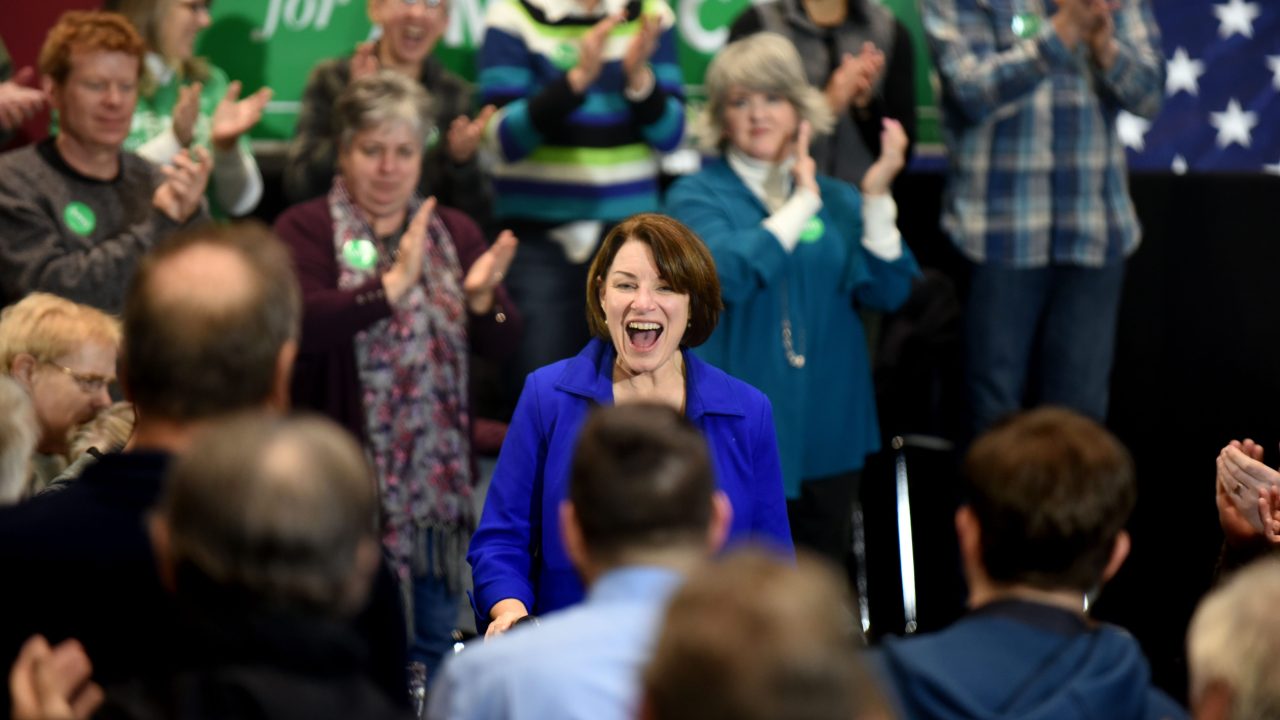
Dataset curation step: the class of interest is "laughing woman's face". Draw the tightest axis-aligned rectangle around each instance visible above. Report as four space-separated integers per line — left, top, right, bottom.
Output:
599 239 690 379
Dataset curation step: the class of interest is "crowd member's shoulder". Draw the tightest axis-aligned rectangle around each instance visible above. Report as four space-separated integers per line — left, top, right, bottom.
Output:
274 196 333 242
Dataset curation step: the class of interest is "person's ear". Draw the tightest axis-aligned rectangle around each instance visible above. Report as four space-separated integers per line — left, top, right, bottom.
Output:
345 537 382 612
955 505 981 567
147 513 177 593
1100 530 1131 584
268 340 298 413
10 352 38 388
560 500 590 576
707 490 733 552
1193 678 1234 720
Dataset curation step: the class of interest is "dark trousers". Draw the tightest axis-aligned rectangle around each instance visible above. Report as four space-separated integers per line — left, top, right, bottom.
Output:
787 470 862 569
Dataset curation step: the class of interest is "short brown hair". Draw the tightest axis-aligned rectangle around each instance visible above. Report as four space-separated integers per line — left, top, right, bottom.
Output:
570 403 715 562
122 222 300 421
644 549 888 720
964 407 1136 592
39 11 146 85
585 214 722 348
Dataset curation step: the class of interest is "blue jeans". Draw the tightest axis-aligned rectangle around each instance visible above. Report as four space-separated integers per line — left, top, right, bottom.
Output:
501 229 595 400
965 262 1126 437
408 571 459 682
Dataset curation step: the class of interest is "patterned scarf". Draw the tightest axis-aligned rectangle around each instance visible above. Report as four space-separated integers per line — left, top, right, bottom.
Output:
328 178 474 594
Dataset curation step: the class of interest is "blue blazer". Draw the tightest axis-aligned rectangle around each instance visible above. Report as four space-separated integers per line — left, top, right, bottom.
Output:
468 338 794 619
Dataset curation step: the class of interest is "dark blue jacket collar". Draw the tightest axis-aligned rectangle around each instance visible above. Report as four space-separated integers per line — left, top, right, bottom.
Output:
553 338 747 419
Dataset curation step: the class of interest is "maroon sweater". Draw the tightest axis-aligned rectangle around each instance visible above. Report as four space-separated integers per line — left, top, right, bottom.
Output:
274 197 522 444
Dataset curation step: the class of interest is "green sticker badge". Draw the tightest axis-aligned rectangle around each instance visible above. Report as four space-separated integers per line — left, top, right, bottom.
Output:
1011 12 1041 39
552 42 580 70
799 216 825 243
341 238 379 271
63 202 96 237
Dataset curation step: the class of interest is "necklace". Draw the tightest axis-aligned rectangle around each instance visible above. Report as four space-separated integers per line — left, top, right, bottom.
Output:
781 280 806 369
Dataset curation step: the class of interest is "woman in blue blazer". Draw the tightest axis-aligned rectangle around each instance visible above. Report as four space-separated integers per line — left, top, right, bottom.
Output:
469 214 794 635
666 33 918 567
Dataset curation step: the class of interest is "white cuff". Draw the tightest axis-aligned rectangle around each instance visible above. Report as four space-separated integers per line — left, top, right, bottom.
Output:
763 187 823 254
137 127 183 166
861 193 902 261
210 143 263 217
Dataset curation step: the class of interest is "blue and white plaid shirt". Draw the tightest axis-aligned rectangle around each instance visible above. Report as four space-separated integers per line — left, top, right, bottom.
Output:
922 0 1164 268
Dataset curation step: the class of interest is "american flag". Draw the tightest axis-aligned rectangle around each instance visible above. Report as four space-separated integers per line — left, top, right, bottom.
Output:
1121 0 1280 173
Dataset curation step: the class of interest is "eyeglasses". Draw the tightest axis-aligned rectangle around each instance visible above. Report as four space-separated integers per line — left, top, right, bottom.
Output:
44 361 115 395
399 0 446 9
177 0 212 15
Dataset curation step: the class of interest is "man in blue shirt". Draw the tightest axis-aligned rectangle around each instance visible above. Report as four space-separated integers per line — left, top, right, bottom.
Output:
428 403 731 720
868 408 1187 720
921 0 1163 436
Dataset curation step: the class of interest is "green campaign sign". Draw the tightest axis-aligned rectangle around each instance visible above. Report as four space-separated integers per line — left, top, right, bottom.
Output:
200 0 937 144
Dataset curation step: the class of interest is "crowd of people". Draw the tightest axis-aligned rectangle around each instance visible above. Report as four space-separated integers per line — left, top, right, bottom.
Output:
2 0 1275 719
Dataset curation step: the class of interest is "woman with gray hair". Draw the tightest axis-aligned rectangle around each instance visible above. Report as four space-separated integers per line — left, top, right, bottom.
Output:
273 70 523 680
667 32 917 565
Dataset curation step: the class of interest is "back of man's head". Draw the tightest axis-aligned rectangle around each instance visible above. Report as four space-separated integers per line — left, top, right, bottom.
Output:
1188 558 1280 720
156 414 378 617
122 222 300 421
567 403 716 565
964 407 1136 593
642 550 887 720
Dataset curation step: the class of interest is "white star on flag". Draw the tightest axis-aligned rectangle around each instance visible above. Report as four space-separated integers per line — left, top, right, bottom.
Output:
1269 56 1280 91
1265 160 1280 177
1209 99 1258 148
1214 0 1260 38
1116 111 1151 151
1172 155 1189 175
1166 48 1205 96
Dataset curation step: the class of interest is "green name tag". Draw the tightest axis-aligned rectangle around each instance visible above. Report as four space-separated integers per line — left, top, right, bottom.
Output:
63 201 96 237
1011 13 1041 39
799 216 825 243
552 42 580 70
342 238 379 270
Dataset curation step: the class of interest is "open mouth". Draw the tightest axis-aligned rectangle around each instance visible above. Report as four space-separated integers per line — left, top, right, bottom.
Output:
626 321 663 351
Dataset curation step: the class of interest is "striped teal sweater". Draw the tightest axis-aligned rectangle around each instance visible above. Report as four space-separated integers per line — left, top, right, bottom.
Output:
479 0 685 223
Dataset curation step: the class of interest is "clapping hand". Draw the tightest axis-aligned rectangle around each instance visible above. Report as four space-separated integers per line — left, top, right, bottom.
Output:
790 120 819 196
172 82 203 147
0 67 48 131
568 12 625 94
860 118 907 196
351 41 381 82
152 147 211 222
446 105 497 164
622 14 662 95
211 81 272 151
1217 440 1280 545
825 43 883 112
463 230 518 314
9 635 103 720
382 197 436 304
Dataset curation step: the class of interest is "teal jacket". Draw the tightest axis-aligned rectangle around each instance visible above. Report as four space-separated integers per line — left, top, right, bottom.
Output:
667 160 918 497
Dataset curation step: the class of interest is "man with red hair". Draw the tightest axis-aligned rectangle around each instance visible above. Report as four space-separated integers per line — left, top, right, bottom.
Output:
0 11 210 313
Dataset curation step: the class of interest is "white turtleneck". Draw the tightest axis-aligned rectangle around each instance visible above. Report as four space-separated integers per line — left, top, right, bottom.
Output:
726 147 903 260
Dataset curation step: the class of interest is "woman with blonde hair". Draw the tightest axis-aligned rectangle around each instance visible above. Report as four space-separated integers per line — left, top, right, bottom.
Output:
667 32 917 566
106 0 271 217
0 293 120 491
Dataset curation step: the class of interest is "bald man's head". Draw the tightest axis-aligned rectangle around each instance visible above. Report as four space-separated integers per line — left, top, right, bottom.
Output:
121 223 300 421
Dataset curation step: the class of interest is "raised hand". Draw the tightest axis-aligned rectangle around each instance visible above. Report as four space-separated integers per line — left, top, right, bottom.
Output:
446 105 497 164
622 14 662 94
152 147 211 222
172 82 203 147
791 120 818 195
350 41 381 82
1084 0 1118 68
210 81 273 151
860 118 907 195
0 67 48 131
850 42 885 108
567 12 625 94
463 230 518 313
382 197 436 304
9 635 103 720
485 598 530 640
